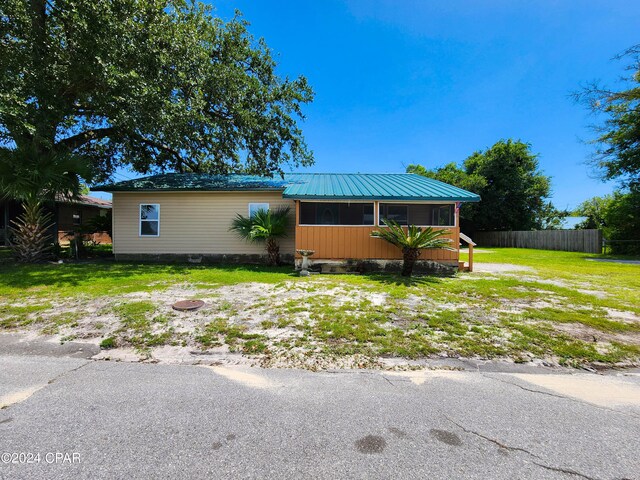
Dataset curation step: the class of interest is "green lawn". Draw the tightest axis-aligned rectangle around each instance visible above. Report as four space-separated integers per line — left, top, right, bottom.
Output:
0 248 638 369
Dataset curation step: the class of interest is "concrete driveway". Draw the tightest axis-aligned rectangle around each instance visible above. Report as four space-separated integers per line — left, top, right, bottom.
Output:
1 354 639 480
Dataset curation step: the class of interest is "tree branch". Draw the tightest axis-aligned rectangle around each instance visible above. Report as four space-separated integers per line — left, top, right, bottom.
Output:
55 127 119 151
133 135 200 172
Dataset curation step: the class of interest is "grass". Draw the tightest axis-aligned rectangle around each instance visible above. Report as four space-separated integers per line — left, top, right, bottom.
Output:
196 318 268 353
0 249 639 368
0 304 52 329
0 262 298 301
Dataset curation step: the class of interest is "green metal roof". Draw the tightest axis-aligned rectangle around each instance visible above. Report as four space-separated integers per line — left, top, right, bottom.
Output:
94 173 480 202
93 174 289 192
283 173 480 201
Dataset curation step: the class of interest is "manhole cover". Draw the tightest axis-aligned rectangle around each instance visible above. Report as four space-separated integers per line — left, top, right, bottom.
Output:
172 299 205 311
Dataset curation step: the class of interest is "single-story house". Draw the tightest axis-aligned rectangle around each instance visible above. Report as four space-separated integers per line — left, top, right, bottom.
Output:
0 195 112 246
95 173 480 271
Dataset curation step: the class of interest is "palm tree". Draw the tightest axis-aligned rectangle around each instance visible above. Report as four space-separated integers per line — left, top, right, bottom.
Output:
371 219 454 277
230 206 291 266
0 148 90 262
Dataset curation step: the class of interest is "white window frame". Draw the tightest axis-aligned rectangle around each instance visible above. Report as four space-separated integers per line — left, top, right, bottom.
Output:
248 203 269 218
139 204 160 237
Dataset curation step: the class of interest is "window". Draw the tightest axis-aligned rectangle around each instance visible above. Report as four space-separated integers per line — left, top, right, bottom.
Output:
432 205 454 226
299 202 374 225
248 203 269 218
379 204 409 225
379 203 455 226
72 211 82 226
140 204 160 237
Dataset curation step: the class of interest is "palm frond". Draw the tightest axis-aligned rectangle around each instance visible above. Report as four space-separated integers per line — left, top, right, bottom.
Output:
229 206 291 242
371 218 454 250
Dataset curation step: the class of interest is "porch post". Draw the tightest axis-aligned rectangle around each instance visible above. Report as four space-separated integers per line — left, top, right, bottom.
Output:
294 200 300 255
374 201 379 226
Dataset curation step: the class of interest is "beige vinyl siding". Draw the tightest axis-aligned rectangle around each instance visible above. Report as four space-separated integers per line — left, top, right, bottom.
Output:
112 191 295 255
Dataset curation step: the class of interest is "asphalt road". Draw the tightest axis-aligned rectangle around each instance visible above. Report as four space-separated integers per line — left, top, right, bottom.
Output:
1 355 639 480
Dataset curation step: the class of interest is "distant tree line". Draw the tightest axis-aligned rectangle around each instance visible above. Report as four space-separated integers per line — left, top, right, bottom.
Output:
407 139 567 233
409 44 640 255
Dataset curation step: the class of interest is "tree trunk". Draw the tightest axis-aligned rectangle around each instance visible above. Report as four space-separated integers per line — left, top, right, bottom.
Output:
266 238 280 266
401 248 420 277
9 198 53 263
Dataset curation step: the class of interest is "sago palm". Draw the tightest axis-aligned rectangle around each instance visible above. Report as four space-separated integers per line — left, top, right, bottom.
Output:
371 219 454 277
230 206 291 266
0 148 91 262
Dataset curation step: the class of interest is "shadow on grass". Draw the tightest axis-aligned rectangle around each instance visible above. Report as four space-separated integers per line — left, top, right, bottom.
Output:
0 260 297 291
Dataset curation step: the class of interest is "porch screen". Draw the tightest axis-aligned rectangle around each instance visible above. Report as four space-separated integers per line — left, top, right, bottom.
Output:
379 203 455 226
300 202 374 225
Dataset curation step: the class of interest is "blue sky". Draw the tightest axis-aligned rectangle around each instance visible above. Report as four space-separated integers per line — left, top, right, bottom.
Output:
97 1 640 210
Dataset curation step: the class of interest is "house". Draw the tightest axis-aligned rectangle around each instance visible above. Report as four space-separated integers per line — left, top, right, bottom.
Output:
0 195 112 246
95 173 480 271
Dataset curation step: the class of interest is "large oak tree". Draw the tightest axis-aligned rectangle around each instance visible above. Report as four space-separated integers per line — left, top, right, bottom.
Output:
0 0 313 260
0 0 314 184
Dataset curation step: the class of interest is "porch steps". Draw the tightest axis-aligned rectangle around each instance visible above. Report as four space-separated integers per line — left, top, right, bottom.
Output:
458 261 471 272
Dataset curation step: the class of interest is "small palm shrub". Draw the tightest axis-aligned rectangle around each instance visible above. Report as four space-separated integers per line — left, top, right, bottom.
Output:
371 219 454 277
9 199 54 263
230 206 291 266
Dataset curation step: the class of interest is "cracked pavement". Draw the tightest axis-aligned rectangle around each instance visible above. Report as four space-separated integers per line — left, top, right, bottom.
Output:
1 355 639 479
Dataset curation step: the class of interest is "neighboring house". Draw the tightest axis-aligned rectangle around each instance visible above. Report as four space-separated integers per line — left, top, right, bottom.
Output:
95 173 480 270
0 195 112 246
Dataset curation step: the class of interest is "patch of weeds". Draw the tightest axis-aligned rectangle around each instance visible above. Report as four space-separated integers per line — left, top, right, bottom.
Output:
112 301 175 349
129 330 175 348
196 319 267 352
100 337 117 349
40 312 81 335
0 303 51 329
94 322 105 329
277 317 295 328
415 310 467 337
503 320 636 364
113 301 156 330
242 339 268 354
59 334 76 344
523 307 639 333
261 320 275 329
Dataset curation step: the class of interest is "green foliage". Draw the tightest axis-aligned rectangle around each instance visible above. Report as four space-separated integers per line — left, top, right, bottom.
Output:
408 140 563 231
576 190 640 254
0 303 51 329
407 162 487 197
574 195 613 229
8 199 53 263
0 141 93 263
230 207 291 265
574 45 640 190
100 337 117 349
83 211 113 239
371 219 453 276
0 0 314 182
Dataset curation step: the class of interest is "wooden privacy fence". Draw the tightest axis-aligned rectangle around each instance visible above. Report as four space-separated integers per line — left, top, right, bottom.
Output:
474 229 602 254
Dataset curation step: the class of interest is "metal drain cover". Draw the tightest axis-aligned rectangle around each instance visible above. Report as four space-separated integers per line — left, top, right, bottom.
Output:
172 299 205 311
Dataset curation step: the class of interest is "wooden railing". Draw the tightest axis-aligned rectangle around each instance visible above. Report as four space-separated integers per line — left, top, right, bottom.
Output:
459 232 476 272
